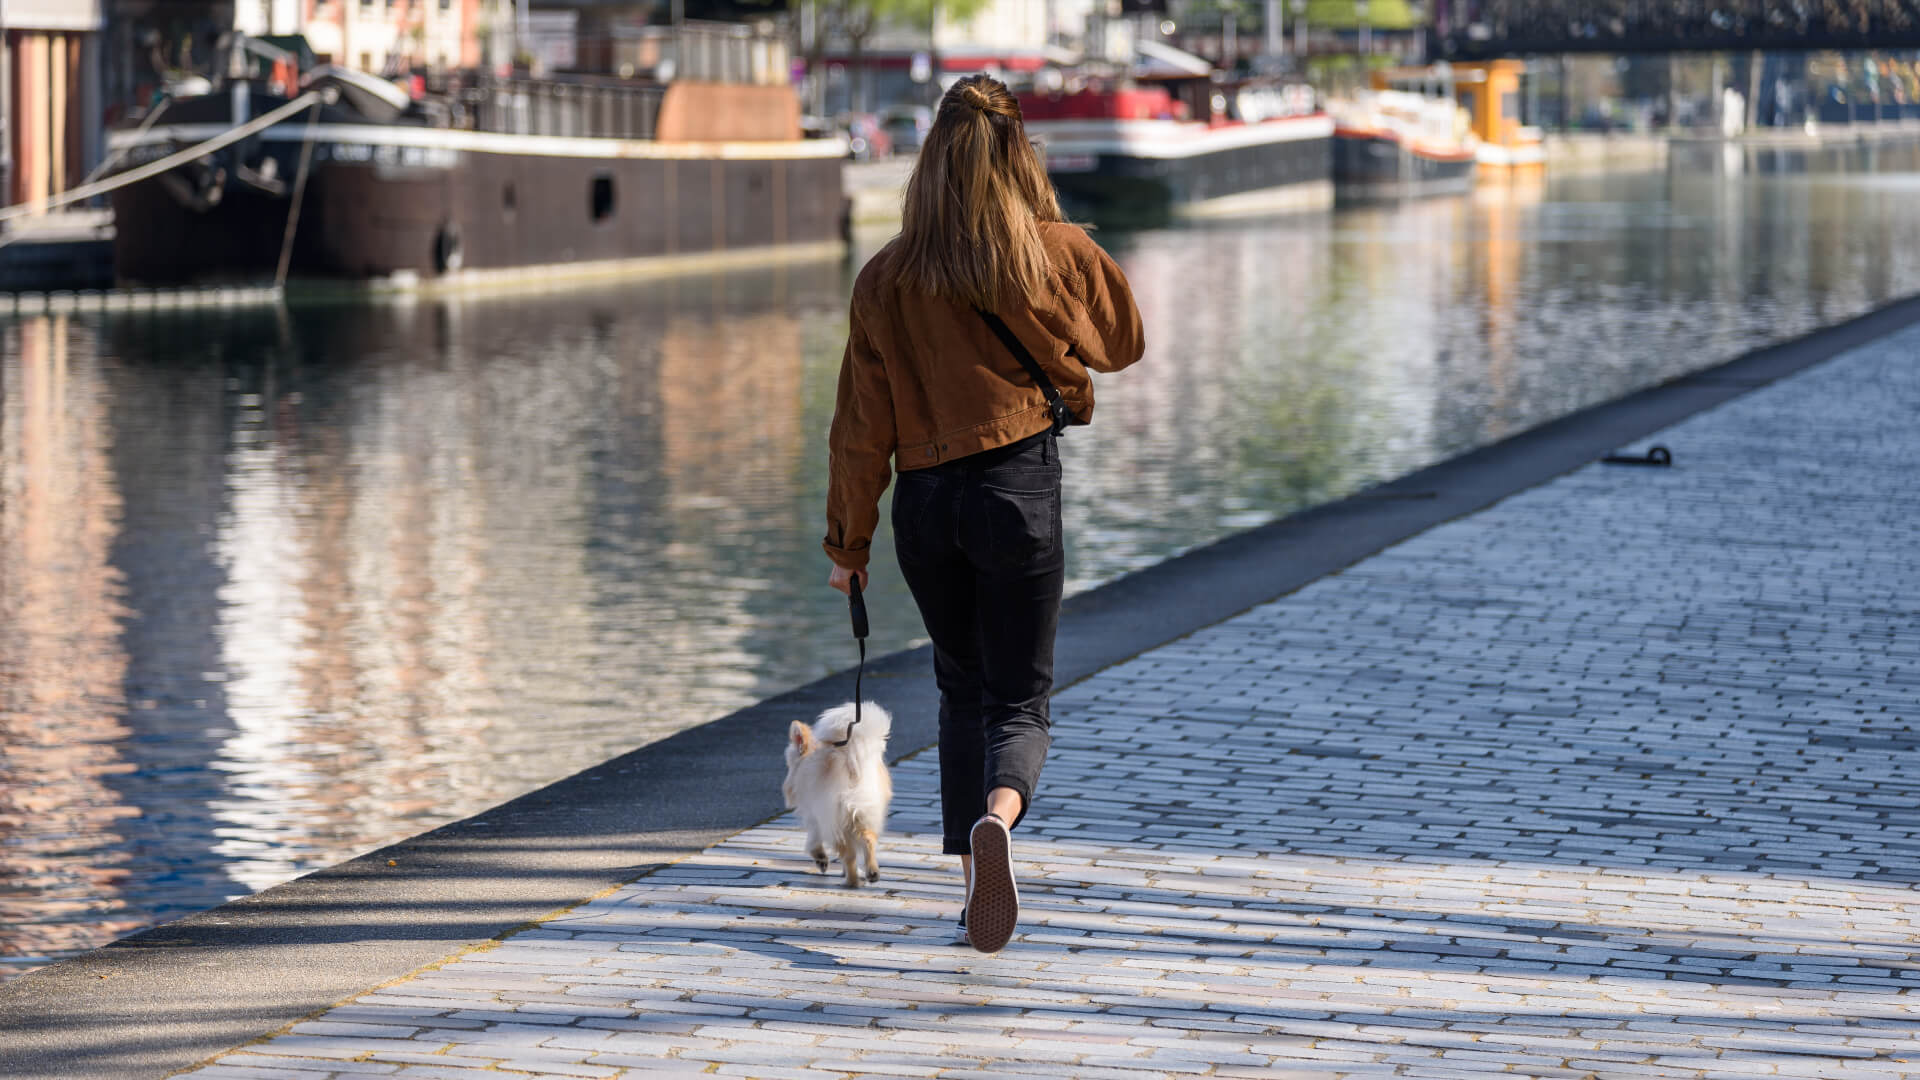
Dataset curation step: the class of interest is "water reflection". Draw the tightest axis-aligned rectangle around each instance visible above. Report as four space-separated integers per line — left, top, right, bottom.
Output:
0 317 143 971
7 148 1920 978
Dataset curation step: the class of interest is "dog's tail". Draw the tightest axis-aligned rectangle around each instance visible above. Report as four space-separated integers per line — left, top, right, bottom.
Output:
834 701 891 753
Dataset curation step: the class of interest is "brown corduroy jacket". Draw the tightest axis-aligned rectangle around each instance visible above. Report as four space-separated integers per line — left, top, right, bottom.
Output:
824 223 1145 570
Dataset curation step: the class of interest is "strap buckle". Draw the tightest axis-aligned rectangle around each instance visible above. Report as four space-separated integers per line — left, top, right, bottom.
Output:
1046 396 1073 436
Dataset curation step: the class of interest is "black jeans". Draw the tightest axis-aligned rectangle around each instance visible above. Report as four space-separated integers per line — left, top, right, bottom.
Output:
892 431 1064 856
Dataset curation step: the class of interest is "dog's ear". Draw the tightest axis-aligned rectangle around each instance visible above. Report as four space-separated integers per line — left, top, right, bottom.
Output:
789 720 816 754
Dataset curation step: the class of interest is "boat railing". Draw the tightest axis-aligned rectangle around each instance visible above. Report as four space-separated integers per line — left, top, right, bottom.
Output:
670 21 791 86
459 21 787 140
572 20 789 88
468 78 669 140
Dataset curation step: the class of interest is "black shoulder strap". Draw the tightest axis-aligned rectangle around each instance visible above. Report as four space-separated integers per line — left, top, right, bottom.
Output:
977 308 1074 436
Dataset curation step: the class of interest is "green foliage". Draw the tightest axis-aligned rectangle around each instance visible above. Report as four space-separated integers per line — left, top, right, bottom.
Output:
1302 0 1425 31
915 0 999 23
1175 0 1263 32
1305 51 1400 82
816 0 997 35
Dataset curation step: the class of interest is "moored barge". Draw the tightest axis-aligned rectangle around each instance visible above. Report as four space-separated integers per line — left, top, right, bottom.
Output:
1022 76 1332 223
1329 89 1477 197
107 30 845 288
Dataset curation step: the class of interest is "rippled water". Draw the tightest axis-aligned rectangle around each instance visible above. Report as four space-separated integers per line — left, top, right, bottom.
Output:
6 144 1920 977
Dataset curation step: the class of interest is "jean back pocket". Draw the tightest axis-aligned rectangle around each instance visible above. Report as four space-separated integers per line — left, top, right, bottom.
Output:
975 469 1059 569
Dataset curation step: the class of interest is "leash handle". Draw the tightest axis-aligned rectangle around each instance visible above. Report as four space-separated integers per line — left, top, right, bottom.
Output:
848 574 869 640
835 574 870 747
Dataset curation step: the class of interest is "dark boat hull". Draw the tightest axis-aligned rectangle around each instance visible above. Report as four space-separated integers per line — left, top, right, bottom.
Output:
1031 116 1334 224
1332 129 1476 197
109 105 846 286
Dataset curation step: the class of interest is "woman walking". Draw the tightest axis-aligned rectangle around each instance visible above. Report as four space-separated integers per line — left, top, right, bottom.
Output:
822 74 1144 953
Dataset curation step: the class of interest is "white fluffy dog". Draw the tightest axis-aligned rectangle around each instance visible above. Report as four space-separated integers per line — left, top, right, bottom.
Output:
783 702 893 888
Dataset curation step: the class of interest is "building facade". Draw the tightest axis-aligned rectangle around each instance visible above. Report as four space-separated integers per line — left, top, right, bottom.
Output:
4 0 107 210
105 0 489 126
812 0 1074 115
285 0 487 74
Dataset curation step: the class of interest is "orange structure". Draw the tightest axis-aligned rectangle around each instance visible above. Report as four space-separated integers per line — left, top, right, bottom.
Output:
1373 59 1545 176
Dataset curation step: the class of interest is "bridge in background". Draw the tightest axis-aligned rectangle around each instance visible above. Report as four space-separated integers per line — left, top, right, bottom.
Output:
1434 1 1920 59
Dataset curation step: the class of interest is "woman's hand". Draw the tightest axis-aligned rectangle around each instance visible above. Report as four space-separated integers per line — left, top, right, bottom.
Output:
828 565 870 595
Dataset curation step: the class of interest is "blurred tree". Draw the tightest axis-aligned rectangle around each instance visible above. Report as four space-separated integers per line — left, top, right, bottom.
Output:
1302 0 1423 30
809 0 995 112
1177 0 1261 36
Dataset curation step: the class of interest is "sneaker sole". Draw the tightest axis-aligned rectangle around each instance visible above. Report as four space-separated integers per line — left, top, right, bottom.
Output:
966 816 1018 953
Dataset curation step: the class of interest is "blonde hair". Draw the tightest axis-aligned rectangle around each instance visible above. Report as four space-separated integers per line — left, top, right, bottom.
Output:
895 74 1065 310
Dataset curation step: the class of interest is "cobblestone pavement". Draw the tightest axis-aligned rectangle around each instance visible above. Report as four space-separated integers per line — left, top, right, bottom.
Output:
178 328 1920 1077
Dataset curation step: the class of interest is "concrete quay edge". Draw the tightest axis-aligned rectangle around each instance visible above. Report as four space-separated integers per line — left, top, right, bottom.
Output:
3 288 1919 1079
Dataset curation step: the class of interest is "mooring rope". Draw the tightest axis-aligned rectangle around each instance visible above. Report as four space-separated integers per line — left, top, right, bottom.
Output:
78 96 172 187
274 99 325 288
0 88 332 225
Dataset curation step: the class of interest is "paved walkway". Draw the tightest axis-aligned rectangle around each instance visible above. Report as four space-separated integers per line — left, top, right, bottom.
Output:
178 325 1920 1078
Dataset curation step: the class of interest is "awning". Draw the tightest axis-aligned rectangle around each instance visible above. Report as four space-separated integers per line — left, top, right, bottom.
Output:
819 49 1058 74
1135 39 1212 76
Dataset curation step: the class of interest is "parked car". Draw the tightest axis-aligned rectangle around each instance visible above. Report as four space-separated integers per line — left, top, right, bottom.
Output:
837 112 893 161
878 105 933 155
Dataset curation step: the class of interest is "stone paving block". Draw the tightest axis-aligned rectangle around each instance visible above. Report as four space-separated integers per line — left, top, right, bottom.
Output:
291 1021 423 1039
360 1051 473 1068
241 1035 396 1060
804 1054 947 1074
219 1057 403 1076
577 1054 735 1074
1213 1060 1397 1068
593 1032 727 1056
1076 1056 1214 1074
192 1066 335 1080
413 1022 582 1048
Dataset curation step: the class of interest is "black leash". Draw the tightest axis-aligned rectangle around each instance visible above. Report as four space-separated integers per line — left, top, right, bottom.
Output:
1601 445 1673 467
977 308 1074 436
832 575 869 747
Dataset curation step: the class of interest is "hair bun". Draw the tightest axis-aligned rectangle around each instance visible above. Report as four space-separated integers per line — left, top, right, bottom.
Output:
961 84 992 111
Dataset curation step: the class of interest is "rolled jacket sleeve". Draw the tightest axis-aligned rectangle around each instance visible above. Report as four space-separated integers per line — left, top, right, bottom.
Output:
823 309 895 571
1074 241 1146 374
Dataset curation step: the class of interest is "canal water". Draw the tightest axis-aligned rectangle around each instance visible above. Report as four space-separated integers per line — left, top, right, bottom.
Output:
6 144 1920 978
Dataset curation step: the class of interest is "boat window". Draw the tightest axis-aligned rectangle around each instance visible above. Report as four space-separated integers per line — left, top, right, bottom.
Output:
591 175 615 221
503 182 517 216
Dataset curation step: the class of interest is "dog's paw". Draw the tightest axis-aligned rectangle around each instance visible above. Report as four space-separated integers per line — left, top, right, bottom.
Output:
865 869 881 882
810 849 829 873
